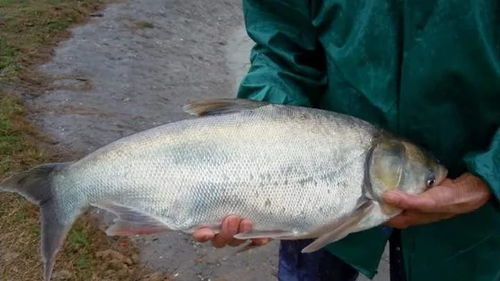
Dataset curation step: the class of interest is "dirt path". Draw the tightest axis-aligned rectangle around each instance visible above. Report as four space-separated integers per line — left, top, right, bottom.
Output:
25 0 279 280
29 0 249 154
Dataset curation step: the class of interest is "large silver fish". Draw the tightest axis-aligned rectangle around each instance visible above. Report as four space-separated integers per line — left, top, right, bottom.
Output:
0 99 447 280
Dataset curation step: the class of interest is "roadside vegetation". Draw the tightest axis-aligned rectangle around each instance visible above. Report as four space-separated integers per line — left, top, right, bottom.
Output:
0 1 169 280
0 0 105 82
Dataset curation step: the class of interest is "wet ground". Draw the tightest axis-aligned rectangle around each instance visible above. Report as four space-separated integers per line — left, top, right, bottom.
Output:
25 0 388 280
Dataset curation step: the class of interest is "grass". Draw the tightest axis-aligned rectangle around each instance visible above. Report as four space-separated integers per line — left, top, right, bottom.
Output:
0 95 47 175
0 95 47 280
0 1 170 280
0 0 105 83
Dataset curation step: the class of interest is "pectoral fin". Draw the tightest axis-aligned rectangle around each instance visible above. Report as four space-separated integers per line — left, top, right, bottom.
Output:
301 200 376 253
92 201 170 236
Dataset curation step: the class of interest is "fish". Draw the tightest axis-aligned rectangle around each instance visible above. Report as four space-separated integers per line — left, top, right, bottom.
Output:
0 99 447 280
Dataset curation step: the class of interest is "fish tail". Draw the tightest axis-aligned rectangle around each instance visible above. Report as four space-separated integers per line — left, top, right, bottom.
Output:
0 162 76 281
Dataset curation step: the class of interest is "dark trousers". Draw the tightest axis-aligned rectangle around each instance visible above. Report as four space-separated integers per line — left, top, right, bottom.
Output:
278 231 406 281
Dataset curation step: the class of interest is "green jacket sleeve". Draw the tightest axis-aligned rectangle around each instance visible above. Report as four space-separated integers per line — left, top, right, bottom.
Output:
237 0 326 106
464 128 500 202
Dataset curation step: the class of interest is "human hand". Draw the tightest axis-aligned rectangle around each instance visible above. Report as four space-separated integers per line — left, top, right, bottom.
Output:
193 215 271 248
384 173 492 229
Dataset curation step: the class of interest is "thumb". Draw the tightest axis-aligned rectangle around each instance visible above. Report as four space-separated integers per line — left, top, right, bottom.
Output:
383 190 441 212
193 227 215 242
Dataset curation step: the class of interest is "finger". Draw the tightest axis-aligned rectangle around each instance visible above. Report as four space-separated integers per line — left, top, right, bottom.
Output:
227 219 253 247
212 215 240 248
239 219 270 246
446 174 491 212
193 227 215 242
239 219 253 233
383 190 429 210
386 211 454 229
251 238 271 246
383 188 453 213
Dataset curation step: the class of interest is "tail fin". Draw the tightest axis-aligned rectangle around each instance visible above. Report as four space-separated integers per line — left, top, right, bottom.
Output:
0 163 75 281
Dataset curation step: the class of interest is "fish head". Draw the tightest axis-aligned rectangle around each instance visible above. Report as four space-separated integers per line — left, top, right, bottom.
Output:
368 138 447 200
397 140 447 194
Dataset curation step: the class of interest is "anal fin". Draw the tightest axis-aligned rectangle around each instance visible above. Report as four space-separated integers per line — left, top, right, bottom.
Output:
105 219 169 236
92 201 170 236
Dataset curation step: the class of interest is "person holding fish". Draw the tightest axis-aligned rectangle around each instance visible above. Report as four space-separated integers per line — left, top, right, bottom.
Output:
1 1 498 281
194 1 499 281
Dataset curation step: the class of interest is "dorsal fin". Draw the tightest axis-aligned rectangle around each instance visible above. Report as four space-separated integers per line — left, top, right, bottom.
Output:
183 98 268 116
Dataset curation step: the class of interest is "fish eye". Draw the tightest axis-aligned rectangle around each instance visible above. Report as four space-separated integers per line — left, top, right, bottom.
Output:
426 173 436 187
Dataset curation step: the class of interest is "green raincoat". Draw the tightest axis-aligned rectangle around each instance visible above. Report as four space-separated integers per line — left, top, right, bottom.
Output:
237 1 500 280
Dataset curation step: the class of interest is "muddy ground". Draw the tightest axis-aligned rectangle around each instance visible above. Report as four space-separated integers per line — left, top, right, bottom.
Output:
23 0 388 280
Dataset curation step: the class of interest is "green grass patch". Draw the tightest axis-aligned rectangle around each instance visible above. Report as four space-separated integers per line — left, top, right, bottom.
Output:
68 225 94 278
68 226 91 250
0 0 104 82
0 95 46 175
0 1 110 280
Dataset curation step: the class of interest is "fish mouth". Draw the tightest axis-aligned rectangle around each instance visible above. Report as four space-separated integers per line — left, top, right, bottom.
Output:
436 166 448 186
